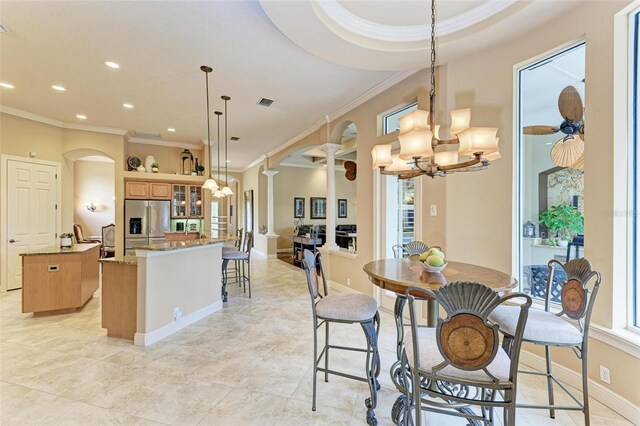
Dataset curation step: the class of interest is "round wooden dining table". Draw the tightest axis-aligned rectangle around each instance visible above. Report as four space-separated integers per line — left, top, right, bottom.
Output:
362 258 517 424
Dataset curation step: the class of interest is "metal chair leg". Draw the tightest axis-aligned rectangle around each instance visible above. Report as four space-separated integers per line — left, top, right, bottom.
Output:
582 348 590 426
247 258 251 298
545 346 556 418
324 322 329 382
221 259 229 303
361 319 378 426
312 319 318 412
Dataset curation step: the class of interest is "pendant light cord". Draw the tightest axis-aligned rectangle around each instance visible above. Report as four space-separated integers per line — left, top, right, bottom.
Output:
217 113 221 181
205 71 213 180
429 0 436 131
224 97 229 185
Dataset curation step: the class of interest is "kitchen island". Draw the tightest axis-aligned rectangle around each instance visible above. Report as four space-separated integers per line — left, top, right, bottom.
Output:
20 243 100 315
102 237 234 346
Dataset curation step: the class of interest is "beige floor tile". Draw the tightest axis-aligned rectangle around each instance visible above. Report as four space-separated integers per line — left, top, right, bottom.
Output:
197 388 288 425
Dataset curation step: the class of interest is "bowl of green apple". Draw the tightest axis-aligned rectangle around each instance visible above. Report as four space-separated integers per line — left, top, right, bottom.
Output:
419 248 447 273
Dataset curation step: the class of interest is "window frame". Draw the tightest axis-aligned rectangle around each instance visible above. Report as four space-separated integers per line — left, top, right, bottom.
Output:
514 40 586 302
382 102 418 135
631 9 640 329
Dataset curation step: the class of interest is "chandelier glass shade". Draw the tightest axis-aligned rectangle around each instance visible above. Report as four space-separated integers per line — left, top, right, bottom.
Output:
370 0 500 179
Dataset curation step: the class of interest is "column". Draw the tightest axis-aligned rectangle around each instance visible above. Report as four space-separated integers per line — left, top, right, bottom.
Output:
262 169 279 237
321 143 342 250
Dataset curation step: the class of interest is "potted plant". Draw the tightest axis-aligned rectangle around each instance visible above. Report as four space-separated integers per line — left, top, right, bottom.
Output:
151 162 159 173
197 165 205 176
538 203 584 248
60 233 74 248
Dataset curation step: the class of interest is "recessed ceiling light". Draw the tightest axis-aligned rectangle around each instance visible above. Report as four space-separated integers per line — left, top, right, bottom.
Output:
51 85 66 92
167 128 176 132
0 82 14 89
122 103 134 109
76 114 87 120
105 61 120 69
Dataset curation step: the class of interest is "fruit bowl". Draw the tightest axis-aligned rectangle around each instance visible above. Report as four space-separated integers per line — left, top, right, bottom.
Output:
422 262 447 273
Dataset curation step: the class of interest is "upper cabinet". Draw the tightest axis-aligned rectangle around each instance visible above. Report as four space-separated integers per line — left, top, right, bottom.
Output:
172 184 203 218
125 181 172 200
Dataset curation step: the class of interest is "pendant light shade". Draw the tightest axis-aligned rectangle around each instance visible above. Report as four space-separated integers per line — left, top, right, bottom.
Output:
200 65 218 191
457 127 499 156
371 144 393 169
385 154 414 173
399 110 434 160
434 150 459 167
450 108 471 136
213 189 225 198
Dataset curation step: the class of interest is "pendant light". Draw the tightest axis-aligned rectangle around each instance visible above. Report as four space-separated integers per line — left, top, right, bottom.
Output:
212 110 225 198
200 66 219 191
221 95 234 196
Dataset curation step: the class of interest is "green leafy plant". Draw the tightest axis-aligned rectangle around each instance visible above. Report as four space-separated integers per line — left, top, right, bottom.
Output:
60 233 73 239
539 203 584 241
151 162 159 169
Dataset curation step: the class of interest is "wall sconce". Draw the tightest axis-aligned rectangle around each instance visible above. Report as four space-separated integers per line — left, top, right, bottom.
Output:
86 201 98 212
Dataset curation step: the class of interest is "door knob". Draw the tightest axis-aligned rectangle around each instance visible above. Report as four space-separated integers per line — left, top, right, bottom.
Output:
9 239 18 243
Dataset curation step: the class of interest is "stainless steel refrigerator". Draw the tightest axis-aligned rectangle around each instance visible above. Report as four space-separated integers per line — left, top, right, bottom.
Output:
125 200 170 255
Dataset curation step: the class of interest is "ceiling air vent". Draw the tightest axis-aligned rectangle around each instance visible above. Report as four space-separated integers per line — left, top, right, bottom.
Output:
257 98 274 107
230 136 240 142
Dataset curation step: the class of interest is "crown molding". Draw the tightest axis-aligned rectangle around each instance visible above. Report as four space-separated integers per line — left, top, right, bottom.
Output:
242 154 267 173
266 69 418 161
0 105 127 135
127 136 203 151
314 0 517 42
280 161 346 172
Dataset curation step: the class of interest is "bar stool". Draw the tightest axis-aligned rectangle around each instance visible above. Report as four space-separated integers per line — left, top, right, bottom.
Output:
221 231 253 302
223 228 244 284
489 258 601 425
301 249 381 425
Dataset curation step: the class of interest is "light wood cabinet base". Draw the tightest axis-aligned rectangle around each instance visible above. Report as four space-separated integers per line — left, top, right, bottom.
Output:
101 262 137 340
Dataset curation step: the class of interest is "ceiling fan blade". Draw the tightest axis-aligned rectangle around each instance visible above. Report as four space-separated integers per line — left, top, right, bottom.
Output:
550 135 584 168
558 85 584 123
570 154 584 170
523 125 558 135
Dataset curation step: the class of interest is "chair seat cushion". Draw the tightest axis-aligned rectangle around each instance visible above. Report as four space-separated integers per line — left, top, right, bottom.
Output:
315 294 377 322
222 249 248 260
489 306 583 345
404 327 511 383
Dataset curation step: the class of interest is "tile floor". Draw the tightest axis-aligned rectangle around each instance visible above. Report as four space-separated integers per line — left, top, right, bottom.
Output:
0 258 632 425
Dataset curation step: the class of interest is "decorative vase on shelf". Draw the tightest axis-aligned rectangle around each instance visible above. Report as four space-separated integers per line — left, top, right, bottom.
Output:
144 156 156 173
60 234 73 248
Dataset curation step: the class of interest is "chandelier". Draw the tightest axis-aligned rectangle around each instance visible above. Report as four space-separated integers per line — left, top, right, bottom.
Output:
371 0 500 179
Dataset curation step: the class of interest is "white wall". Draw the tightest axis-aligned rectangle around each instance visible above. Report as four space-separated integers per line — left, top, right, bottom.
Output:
274 165 357 249
73 159 115 237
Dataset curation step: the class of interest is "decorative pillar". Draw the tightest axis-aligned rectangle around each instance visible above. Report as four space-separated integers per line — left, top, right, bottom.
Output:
321 143 342 250
262 169 279 237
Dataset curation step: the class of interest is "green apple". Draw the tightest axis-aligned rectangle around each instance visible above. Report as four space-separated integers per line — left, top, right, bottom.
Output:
419 251 430 262
426 255 445 268
426 247 445 260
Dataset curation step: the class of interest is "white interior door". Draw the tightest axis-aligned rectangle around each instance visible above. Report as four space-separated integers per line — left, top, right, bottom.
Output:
6 159 58 290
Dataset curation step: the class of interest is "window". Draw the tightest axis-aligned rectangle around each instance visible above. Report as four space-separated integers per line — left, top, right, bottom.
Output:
632 10 640 326
385 176 415 257
383 102 418 135
516 43 585 302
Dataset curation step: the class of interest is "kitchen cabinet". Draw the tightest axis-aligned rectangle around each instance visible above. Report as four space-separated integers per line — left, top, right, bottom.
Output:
125 181 149 199
172 184 203 218
149 182 171 200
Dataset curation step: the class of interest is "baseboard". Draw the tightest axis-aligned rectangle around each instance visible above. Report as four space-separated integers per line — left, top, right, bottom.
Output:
276 248 291 254
519 351 640 425
327 279 359 294
134 300 222 347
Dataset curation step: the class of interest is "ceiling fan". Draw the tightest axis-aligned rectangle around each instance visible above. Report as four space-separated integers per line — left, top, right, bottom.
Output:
523 85 584 169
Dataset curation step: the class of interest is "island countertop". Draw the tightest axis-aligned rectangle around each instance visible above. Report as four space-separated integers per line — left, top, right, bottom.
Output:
137 237 235 252
20 243 100 256
99 256 138 265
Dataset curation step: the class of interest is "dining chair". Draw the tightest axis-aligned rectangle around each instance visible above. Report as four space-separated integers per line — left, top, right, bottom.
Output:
392 241 436 259
221 231 253 302
302 249 380 425
73 223 101 244
489 258 601 425
401 282 531 426
101 224 116 258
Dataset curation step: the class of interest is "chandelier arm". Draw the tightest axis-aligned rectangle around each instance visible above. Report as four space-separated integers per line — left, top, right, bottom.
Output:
437 156 485 172
434 138 460 146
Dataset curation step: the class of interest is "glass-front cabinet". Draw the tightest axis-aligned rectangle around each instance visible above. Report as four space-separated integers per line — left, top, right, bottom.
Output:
189 186 203 217
172 184 203 218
